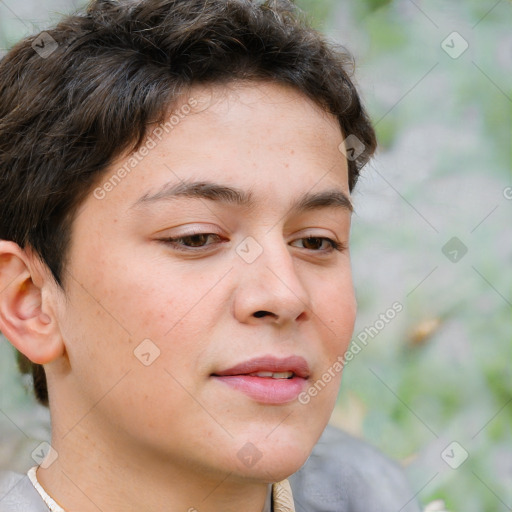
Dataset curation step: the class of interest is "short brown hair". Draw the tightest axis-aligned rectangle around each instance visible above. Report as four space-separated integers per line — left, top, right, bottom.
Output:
0 0 376 406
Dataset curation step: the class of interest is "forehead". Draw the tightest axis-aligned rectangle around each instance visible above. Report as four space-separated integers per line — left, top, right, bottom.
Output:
84 80 349 219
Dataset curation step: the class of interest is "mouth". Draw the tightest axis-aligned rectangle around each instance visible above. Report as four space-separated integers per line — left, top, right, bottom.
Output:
244 371 295 379
211 355 310 405
211 355 310 379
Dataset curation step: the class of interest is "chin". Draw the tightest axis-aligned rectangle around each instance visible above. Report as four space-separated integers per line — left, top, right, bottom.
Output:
237 447 312 483
232 429 320 483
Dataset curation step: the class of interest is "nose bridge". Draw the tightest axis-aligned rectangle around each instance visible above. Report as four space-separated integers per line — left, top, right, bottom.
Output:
263 247 304 301
256 231 306 294
233 231 310 323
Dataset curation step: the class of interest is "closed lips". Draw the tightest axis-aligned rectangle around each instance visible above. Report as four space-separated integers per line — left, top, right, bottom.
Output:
211 356 310 404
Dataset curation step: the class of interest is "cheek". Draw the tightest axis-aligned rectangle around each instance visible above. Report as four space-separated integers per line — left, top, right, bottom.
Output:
67 259 223 393
295 269 355 412
61 233 229 374
73 254 196 338
311 267 356 348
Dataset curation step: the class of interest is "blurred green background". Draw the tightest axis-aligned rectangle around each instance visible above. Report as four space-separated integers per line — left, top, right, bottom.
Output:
1 1 511 510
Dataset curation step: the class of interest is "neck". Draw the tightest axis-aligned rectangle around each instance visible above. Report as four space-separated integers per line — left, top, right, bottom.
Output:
38 422 271 512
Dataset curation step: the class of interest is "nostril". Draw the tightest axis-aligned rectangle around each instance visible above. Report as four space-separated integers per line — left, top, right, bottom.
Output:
253 310 273 318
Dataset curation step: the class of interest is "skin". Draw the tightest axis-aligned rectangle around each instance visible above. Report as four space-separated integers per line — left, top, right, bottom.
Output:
0 81 356 512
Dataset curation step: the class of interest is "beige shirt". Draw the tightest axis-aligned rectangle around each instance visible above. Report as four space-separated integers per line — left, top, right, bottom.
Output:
271 480 295 512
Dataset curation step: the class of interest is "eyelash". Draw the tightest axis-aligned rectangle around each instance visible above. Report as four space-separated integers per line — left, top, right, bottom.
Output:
158 233 345 254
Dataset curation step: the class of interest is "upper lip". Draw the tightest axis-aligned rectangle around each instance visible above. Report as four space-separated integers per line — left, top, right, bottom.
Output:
212 355 310 379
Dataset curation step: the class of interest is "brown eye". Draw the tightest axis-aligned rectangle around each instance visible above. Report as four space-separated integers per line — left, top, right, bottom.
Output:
159 233 224 252
291 237 342 252
181 234 216 247
302 237 326 250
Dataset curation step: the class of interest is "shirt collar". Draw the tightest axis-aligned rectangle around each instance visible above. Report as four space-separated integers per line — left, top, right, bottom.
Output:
29 466 295 512
271 479 296 512
262 483 273 512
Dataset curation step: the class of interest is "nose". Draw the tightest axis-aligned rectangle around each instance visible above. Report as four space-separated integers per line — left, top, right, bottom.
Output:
232 235 311 327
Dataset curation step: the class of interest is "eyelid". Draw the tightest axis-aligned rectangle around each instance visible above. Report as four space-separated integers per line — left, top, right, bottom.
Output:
157 223 223 236
291 228 343 243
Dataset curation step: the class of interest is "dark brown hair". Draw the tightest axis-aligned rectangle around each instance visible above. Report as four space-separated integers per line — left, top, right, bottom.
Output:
0 0 376 406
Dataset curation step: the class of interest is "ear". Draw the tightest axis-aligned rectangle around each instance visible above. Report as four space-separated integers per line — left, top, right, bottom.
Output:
0 241 64 364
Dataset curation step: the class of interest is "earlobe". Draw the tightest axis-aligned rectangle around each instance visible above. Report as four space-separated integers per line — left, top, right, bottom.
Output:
0 241 64 365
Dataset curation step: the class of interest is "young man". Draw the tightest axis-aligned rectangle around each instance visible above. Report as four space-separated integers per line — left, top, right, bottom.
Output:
0 0 422 510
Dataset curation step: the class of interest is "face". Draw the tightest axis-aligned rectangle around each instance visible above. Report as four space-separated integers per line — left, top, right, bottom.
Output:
49 81 356 483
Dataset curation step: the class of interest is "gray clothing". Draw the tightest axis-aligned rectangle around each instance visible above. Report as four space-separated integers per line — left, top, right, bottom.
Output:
288 425 421 511
0 425 421 511
0 471 47 512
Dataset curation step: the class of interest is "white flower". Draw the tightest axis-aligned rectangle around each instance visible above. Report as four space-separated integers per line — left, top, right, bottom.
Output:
424 500 450 512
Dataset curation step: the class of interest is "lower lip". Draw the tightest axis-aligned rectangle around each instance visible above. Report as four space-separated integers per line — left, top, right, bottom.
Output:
212 375 307 404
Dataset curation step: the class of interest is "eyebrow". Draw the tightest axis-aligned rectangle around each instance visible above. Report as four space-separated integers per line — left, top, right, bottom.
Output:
130 179 353 213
